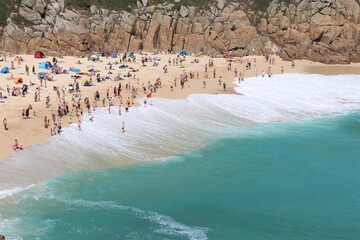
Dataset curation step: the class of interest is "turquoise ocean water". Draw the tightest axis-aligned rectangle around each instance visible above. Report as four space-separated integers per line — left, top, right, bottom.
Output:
1 74 360 239
1 111 359 240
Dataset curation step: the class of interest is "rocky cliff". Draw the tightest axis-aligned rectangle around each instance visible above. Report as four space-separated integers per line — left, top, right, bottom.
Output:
0 0 359 63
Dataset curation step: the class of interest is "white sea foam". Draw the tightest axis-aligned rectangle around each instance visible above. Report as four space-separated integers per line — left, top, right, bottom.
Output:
54 197 208 240
0 185 34 200
0 74 359 192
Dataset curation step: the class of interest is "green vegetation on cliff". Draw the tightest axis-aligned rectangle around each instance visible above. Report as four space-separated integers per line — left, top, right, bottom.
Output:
0 0 16 26
66 0 238 10
66 0 134 10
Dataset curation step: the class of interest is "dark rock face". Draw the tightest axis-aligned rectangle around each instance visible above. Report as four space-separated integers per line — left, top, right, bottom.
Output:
1 0 359 63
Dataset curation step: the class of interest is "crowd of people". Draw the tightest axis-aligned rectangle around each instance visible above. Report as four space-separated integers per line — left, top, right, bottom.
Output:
0 51 289 152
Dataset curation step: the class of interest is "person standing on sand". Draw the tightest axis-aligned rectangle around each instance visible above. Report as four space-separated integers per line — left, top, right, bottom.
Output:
3 118 8 130
122 121 125 133
223 82 227 91
25 65 29 76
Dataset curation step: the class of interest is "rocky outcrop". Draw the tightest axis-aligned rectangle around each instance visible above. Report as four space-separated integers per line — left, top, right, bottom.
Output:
1 0 266 57
0 0 359 63
263 0 360 63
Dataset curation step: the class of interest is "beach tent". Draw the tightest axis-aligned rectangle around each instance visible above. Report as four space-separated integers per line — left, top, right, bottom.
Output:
72 68 81 73
1 67 9 74
34 51 45 58
111 52 118 58
179 50 189 57
129 52 136 60
223 51 232 57
88 55 99 61
39 61 52 69
81 79 90 87
14 77 23 84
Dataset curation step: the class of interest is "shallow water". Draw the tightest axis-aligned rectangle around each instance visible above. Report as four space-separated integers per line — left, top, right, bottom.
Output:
1 112 360 239
0 74 360 239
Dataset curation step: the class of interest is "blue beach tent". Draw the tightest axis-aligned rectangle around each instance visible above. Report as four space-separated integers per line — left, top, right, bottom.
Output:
39 61 52 69
129 52 136 60
179 50 189 57
1 67 9 74
72 68 81 73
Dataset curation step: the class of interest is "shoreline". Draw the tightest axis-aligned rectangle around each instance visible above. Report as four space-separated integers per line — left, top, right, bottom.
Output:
1 53 360 163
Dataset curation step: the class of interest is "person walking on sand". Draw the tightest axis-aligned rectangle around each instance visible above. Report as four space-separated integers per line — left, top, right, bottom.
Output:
223 82 227 91
78 119 82 131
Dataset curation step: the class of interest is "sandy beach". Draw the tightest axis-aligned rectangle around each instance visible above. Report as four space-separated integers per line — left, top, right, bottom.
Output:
1 52 360 162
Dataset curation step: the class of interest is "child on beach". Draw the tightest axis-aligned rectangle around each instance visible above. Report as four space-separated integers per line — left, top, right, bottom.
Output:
13 138 22 151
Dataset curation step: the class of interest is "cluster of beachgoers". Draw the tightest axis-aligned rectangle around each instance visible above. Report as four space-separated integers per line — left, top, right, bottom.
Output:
0 49 359 161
